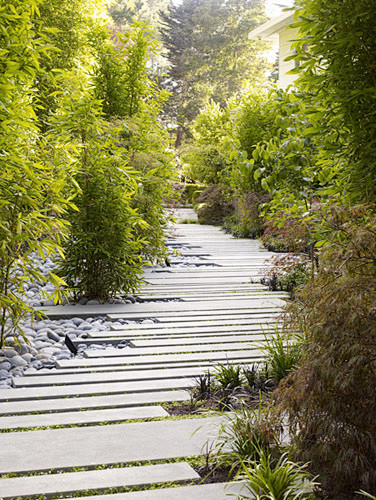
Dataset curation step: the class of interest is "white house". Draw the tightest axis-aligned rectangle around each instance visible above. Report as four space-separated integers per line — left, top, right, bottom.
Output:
249 11 298 89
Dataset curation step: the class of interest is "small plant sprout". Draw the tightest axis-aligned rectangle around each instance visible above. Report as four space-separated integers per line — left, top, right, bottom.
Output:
192 371 212 400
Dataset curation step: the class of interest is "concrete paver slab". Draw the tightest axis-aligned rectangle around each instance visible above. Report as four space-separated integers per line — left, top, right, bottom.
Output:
0 462 199 499
4 378 196 400
101 324 277 337
129 334 267 348
107 307 283 321
0 406 168 430
0 390 190 414
109 315 279 330
84 343 262 358
23 358 260 377
40 297 286 319
60 481 247 500
0 417 222 474
56 350 263 369
13 367 209 388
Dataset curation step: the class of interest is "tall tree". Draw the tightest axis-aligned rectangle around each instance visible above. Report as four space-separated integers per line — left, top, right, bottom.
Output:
159 0 269 139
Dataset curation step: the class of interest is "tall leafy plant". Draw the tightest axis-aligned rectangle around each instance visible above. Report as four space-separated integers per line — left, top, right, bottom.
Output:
55 93 146 301
278 206 376 495
91 23 175 265
0 0 71 347
291 0 376 202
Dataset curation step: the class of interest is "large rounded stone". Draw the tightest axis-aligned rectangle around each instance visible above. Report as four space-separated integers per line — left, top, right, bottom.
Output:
47 330 61 342
0 361 11 371
71 317 84 326
22 353 34 363
3 349 18 358
10 356 27 367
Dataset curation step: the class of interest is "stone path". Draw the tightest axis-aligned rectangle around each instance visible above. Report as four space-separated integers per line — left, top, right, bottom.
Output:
0 221 286 499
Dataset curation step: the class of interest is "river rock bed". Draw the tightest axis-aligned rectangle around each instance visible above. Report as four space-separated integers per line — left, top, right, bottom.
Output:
0 240 214 388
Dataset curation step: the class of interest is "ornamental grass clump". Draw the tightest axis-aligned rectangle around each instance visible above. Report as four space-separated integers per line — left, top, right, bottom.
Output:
277 205 376 496
238 449 318 500
216 402 282 468
260 328 302 384
213 362 244 392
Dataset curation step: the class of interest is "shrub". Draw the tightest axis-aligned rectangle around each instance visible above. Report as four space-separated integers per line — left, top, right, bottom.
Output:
56 98 145 302
194 184 233 225
213 362 244 393
181 183 206 205
262 255 311 299
243 364 275 394
238 450 318 500
293 0 376 203
260 328 302 384
277 205 376 496
261 210 312 253
192 372 213 400
226 191 269 238
216 402 282 467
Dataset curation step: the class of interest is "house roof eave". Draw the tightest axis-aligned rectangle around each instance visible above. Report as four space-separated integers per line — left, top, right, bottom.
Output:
249 11 295 42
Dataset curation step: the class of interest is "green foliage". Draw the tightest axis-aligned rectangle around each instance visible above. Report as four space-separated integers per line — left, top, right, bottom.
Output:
109 0 170 30
181 184 206 205
159 0 269 127
55 94 146 301
292 0 376 202
180 101 231 184
91 23 162 119
251 89 323 214
278 205 376 495
229 191 269 239
261 209 313 253
216 402 282 466
359 493 376 500
260 328 302 384
263 256 311 299
0 0 72 347
89 23 175 265
238 450 318 500
35 0 99 124
194 185 233 226
213 363 244 392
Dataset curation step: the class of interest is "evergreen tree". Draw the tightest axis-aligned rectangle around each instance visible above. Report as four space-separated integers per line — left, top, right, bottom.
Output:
159 0 269 140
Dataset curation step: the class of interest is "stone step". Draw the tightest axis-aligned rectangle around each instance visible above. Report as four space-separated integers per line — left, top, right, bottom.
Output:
0 462 199 499
104 323 278 337
107 307 283 321
56 350 263 369
83 343 262 358
61 481 246 500
124 313 279 327
0 406 168 430
13 366 211 388
39 297 286 319
6 378 196 400
23 358 260 377
0 390 190 415
129 334 268 348
143 280 265 287
145 277 262 285
80 330 274 344
139 293 288 302
0 417 222 474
